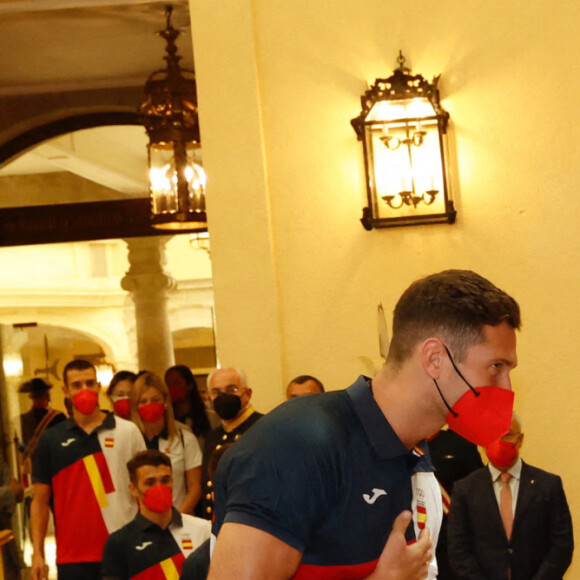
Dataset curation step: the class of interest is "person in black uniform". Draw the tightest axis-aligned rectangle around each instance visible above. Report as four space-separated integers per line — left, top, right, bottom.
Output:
198 367 262 519
19 378 66 447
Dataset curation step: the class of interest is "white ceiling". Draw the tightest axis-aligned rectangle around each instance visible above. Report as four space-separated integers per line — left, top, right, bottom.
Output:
0 0 194 94
0 0 194 198
0 125 150 194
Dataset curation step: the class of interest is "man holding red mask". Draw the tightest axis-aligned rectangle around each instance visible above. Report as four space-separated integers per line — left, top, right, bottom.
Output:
30 359 146 580
448 413 574 579
102 450 210 580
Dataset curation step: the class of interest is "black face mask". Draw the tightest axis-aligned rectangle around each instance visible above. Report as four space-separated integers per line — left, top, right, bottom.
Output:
213 393 242 420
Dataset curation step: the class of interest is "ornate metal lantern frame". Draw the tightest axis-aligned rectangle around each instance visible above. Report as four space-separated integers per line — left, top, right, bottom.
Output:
140 6 207 231
351 52 456 230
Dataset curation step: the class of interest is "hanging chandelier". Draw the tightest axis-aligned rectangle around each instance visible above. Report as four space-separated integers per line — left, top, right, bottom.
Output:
140 5 208 231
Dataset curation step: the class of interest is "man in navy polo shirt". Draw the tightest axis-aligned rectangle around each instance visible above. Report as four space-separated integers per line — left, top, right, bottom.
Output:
30 359 146 580
102 449 211 580
206 270 522 580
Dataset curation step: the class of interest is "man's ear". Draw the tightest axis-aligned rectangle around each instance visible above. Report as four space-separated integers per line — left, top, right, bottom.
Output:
516 433 524 450
420 338 446 379
129 481 140 501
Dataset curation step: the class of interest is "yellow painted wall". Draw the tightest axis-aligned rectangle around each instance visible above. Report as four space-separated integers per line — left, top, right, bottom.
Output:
190 1 580 573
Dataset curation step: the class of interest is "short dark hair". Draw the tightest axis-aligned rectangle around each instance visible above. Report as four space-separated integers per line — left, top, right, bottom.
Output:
106 370 137 398
287 375 325 392
387 270 521 365
63 360 96 386
127 450 172 485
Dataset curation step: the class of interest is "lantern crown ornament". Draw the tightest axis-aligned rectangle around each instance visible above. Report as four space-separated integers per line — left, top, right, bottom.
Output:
351 51 456 229
140 5 207 231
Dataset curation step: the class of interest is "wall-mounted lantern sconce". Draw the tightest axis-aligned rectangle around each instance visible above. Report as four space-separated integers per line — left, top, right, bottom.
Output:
351 52 456 230
140 5 207 231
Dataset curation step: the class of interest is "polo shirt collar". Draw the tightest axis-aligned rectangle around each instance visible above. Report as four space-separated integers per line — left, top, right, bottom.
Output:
65 409 115 432
346 376 411 460
135 507 183 531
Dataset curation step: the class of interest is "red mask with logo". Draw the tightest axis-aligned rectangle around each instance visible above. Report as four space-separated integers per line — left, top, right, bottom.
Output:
112 397 131 419
138 402 166 424
142 484 174 513
72 389 99 415
433 346 514 448
486 439 518 468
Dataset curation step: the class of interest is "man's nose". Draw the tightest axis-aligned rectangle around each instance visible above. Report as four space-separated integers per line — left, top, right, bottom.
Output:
500 375 512 391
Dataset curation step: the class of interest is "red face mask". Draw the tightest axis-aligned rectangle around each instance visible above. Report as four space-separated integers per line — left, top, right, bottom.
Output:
168 384 189 403
112 397 131 419
72 389 99 415
138 402 166 424
486 439 518 468
434 346 514 448
142 484 174 513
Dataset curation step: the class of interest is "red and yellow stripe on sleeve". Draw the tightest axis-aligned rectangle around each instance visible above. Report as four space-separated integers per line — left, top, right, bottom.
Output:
83 452 115 509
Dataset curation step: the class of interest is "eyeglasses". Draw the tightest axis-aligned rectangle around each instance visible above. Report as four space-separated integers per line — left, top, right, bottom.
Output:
210 384 244 396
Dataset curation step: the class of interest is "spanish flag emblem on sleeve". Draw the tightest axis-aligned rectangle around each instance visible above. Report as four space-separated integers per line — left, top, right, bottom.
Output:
105 438 115 448
416 504 427 530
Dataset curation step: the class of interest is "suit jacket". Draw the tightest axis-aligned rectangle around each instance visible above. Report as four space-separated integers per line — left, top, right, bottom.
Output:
448 461 573 580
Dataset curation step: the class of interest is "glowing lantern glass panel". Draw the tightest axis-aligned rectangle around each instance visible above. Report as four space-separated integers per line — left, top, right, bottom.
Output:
148 142 206 216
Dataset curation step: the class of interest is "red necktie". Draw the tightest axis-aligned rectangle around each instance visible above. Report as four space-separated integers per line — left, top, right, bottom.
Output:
500 472 513 540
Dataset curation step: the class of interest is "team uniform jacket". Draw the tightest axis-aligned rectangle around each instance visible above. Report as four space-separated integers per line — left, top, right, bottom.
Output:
102 509 211 580
212 376 423 579
32 412 146 564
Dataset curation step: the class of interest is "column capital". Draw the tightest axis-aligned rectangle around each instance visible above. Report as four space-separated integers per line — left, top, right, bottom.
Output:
121 236 177 295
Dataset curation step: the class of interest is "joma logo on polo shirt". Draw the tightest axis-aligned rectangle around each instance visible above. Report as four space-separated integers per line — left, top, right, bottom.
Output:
60 438 76 447
135 541 152 551
363 488 387 505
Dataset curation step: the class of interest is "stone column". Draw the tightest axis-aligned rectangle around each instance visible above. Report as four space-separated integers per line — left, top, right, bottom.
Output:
121 237 176 376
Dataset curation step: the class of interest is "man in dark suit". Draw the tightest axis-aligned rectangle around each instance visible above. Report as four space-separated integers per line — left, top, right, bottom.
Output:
448 414 573 579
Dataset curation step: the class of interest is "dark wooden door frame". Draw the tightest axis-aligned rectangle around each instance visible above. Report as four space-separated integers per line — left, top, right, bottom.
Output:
0 198 205 247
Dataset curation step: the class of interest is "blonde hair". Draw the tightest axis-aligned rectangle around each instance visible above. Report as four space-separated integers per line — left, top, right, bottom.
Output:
131 372 178 443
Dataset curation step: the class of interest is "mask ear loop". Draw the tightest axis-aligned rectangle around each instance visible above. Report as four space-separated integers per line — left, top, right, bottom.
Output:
443 345 480 398
433 378 458 418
